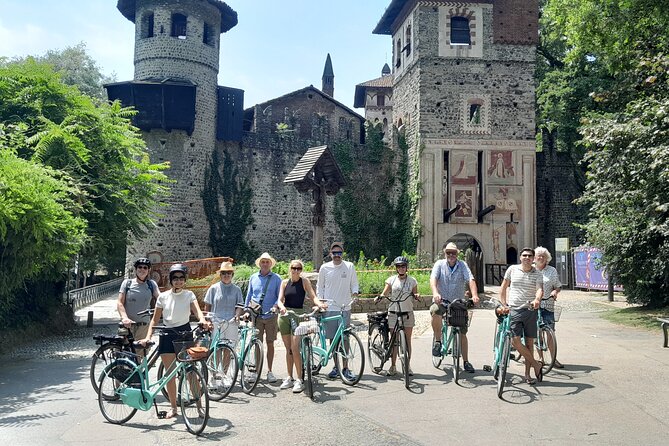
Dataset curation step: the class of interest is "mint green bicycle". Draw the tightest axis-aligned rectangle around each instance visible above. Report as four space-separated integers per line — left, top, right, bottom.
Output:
97 328 210 435
200 313 239 400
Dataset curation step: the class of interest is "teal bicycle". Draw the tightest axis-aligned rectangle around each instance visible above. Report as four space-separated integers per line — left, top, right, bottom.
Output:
296 304 365 400
234 310 269 394
97 327 210 435
482 299 512 399
200 313 239 400
431 299 472 384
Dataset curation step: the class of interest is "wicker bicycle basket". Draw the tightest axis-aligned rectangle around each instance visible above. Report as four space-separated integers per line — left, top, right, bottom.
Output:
174 339 210 362
447 306 469 328
294 318 319 336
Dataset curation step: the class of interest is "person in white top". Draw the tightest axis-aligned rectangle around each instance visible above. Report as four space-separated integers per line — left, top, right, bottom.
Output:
141 264 207 419
316 242 358 380
375 256 419 376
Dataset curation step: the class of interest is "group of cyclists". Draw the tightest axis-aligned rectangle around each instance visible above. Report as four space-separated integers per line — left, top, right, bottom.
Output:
117 241 563 415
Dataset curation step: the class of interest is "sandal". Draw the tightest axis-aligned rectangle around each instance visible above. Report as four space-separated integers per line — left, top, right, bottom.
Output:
165 408 178 419
534 366 543 383
525 376 537 385
554 361 564 369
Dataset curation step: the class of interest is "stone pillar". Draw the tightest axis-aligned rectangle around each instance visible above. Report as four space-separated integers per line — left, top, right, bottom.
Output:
522 154 536 247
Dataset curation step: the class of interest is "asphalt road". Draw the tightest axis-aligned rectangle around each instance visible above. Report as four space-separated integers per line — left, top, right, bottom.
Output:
1 290 668 445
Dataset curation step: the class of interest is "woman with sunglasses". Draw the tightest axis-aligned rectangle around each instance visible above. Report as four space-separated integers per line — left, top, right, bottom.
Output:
117 257 160 356
141 264 208 419
277 260 327 393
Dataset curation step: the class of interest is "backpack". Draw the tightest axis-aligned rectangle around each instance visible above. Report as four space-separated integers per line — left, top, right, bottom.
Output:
124 279 158 309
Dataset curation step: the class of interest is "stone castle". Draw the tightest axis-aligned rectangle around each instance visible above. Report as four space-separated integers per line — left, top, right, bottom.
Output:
110 0 574 282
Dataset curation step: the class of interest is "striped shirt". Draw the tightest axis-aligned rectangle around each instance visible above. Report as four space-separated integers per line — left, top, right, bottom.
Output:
503 265 542 309
538 265 561 312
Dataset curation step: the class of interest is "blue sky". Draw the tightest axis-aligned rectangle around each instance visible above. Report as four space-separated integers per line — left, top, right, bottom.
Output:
0 0 393 110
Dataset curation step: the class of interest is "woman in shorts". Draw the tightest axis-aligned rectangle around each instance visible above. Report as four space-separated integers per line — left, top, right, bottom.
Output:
534 246 563 368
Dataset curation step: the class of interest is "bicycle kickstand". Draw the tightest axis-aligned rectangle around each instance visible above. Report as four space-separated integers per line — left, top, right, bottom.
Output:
154 401 167 419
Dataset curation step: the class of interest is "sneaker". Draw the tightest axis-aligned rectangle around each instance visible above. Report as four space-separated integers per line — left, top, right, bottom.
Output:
327 368 339 380
432 341 442 357
292 379 304 393
245 372 257 383
387 365 397 376
222 376 233 388
464 361 475 373
342 368 356 382
266 371 277 383
280 377 294 390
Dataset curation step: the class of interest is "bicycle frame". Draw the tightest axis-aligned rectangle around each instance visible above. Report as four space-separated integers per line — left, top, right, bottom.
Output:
310 313 348 367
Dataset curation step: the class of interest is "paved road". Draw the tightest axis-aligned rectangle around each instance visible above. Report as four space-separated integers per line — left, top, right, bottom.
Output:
1 289 667 445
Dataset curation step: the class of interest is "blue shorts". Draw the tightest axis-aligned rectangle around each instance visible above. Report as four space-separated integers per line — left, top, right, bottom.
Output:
324 311 351 340
540 309 556 330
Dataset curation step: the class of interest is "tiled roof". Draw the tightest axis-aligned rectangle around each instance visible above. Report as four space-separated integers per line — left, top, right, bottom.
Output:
357 75 394 88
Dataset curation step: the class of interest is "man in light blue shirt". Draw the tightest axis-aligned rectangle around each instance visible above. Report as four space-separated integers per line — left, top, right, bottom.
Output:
430 242 479 372
245 252 282 383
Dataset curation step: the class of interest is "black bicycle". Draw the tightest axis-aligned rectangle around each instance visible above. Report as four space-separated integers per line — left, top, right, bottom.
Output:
367 292 417 389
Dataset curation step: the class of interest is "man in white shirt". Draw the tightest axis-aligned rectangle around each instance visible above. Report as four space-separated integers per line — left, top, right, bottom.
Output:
317 242 359 380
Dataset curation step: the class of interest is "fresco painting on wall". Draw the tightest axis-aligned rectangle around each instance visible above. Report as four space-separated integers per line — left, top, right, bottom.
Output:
452 187 476 221
486 186 522 214
492 224 505 263
486 150 515 184
450 151 477 185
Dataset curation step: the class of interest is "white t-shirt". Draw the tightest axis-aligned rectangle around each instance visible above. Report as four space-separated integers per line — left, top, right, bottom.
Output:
156 289 196 327
384 275 418 313
316 260 359 311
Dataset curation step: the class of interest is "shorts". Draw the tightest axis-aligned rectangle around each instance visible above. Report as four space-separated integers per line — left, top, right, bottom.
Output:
540 309 556 330
256 314 278 343
510 308 538 339
217 323 239 343
130 324 150 357
158 323 193 355
388 311 415 328
278 308 304 336
429 303 468 334
324 310 351 340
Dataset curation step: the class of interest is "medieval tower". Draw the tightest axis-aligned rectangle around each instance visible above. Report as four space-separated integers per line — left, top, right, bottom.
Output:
108 0 238 264
374 0 539 272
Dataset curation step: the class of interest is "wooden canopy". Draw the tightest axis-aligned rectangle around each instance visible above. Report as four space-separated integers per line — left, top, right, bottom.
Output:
283 145 346 195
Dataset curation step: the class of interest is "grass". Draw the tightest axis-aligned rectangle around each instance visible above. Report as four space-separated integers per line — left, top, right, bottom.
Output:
601 307 669 331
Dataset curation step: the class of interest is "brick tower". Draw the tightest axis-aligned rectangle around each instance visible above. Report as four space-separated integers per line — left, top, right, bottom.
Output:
109 0 238 264
374 0 539 269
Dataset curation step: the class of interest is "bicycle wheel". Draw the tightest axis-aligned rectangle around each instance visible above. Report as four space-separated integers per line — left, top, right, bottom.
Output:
497 334 511 399
302 336 314 400
309 332 323 375
398 330 410 389
97 361 138 424
367 324 386 374
452 330 461 384
206 343 238 401
431 335 444 368
90 343 124 393
334 331 365 386
179 365 209 436
240 338 263 394
537 326 557 374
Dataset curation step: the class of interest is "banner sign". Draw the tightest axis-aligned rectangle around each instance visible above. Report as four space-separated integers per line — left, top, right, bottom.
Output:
573 247 623 291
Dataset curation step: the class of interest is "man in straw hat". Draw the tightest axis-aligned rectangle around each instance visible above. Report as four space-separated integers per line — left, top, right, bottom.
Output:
245 252 282 383
429 242 480 373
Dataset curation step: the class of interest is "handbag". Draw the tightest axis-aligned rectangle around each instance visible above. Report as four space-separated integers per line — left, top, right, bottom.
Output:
248 275 272 315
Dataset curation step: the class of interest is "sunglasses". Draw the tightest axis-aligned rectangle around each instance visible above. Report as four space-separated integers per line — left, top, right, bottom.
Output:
220 271 233 275
136 265 150 270
172 275 186 280
291 267 303 271
331 251 343 256
521 254 534 258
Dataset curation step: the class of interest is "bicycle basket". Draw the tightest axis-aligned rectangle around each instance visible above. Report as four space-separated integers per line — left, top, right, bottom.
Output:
447 304 469 328
367 311 388 325
110 362 142 388
294 318 319 336
174 339 210 362
553 305 563 322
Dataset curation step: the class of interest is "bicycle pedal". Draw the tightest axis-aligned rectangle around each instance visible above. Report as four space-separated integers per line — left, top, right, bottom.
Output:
482 365 492 372
157 411 167 419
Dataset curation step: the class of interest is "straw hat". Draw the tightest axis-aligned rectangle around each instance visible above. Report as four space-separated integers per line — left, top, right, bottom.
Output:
444 242 460 254
255 252 277 268
218 261 234 272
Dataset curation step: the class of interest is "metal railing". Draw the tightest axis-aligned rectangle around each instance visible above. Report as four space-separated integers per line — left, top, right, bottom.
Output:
67 277 124 311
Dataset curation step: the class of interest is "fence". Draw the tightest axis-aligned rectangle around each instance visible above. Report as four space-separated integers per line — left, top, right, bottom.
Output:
67 277 124 311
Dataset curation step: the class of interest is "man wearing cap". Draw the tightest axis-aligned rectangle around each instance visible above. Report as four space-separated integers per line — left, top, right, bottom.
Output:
430 242 480 373
245 252 282 383
317 242 359 380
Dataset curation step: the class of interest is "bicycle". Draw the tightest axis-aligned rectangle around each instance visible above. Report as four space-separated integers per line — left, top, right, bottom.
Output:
296 301 365 398
482 299 512 399
431 299 472 384
97 326 210 435
535 305 560 374
367 292 418 389
198 313 239 400
234 309 272 394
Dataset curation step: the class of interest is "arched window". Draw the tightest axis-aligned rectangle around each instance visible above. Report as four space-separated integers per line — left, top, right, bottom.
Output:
405 25 412 56
395 38 402 68
171 13 187 38
451 16 471 45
